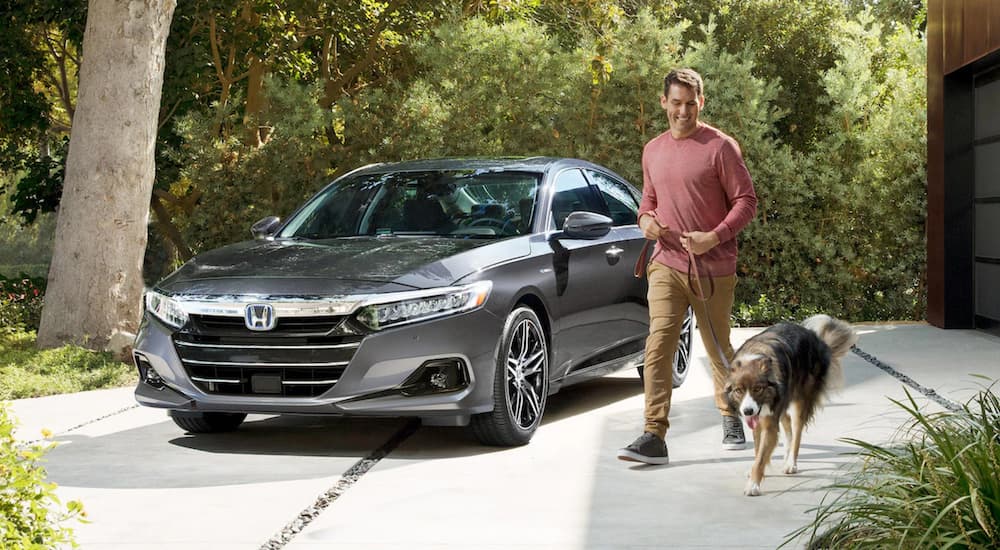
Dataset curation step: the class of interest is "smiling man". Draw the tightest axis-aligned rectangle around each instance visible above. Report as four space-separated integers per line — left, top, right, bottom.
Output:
618 68 758 465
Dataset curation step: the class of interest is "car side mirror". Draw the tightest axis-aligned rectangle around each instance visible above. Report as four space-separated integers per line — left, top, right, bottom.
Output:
250 216 281 239
561 211 612 239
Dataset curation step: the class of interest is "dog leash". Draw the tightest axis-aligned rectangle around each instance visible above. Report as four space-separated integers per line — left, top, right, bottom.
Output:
634 235 733 370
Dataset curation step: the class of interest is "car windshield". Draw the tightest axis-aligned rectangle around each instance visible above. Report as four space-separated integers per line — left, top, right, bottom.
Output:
278 169 541 239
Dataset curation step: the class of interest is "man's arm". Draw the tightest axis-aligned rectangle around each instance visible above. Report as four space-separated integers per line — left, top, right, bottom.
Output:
638 148 667 241
711 138 757 244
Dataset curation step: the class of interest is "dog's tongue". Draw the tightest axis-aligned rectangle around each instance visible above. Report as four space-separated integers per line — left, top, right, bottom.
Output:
746 415 760 430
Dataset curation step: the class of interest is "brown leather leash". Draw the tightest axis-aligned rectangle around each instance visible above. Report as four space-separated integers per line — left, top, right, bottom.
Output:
634 236 733 370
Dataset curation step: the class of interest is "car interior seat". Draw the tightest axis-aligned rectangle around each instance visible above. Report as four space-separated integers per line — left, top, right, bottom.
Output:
403 197 449 231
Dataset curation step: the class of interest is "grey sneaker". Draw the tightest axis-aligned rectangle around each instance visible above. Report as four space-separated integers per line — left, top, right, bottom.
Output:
617 432 669 465
722 415 747 450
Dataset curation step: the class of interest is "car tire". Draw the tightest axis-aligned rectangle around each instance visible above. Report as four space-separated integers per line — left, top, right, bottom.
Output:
169 411 247 433
637 306 693 388
470 306 549 446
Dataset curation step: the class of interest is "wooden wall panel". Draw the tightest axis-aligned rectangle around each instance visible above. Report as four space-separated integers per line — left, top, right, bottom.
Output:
927 0 945 327
965 0 991 63
944 0 964 73
990 0 1000 53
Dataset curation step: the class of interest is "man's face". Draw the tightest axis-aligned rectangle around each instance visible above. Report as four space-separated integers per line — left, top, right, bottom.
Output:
661 83 703 138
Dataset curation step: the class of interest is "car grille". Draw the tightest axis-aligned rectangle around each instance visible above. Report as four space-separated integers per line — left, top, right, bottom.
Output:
172 314 364 397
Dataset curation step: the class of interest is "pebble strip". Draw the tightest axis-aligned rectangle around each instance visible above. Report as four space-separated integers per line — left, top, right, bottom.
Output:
259 418 422 550
851 345 962 412
17 404 140 447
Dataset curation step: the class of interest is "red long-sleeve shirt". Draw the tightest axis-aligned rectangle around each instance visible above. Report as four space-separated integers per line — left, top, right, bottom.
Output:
639 123 757 276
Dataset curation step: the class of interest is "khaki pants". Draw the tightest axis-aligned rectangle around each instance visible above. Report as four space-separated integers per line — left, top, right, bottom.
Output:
643 261 737 439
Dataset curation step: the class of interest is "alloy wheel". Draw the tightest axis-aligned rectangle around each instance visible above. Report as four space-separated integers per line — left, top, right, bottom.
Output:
504 316 548 430
672 306 693 386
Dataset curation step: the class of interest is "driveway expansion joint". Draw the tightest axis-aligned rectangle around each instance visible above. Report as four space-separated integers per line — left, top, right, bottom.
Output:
851 345 962 412
259 417 421 550
16 404 140 448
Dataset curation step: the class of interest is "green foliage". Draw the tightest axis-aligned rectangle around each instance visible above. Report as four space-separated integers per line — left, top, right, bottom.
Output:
0 403 85 549
0 187 55 282
0 330 136 400
339 17 581 164
788 385 1000 549
664 0 847 150
0 276 46 332
567 9 685 183
669 13 926 324
173 77 333 253
1 0 929 324
0 0 85 219
8 138 67 225
331 7 929 324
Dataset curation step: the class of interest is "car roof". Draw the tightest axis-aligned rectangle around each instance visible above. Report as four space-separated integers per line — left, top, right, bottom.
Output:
351 157 613 176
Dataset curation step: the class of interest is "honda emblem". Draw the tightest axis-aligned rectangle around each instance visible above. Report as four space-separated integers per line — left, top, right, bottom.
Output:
245 304 276 331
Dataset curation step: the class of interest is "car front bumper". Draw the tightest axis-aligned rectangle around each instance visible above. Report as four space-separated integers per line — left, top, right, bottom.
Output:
133 306 505 426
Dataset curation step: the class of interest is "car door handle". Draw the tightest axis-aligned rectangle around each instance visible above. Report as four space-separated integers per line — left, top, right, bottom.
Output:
605 246 624 265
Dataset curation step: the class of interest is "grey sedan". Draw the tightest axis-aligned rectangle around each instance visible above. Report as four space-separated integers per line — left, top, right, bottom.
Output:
134 157 691 446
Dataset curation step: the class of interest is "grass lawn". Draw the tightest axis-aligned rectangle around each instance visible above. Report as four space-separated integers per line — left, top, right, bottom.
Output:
0 329 136 400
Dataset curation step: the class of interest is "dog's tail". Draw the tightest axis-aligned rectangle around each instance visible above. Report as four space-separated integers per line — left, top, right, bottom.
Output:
802 314 858 390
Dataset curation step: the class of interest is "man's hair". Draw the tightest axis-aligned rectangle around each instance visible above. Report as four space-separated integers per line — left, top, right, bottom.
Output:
663 68 703 98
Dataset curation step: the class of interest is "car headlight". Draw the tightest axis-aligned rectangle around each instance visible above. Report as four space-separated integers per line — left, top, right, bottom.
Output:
144 290 189 329
356 281 492 331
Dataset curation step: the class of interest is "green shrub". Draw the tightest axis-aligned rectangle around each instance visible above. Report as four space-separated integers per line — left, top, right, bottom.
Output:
789 385 1000 549
0 404 85 548
160 8 927 325
0 275 45 332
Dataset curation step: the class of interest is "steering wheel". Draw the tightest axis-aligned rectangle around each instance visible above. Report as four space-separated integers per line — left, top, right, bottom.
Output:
467 217 507 228
464 216 520 236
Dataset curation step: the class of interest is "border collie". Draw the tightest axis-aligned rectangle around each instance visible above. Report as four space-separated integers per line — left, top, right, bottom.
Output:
724 314 857 496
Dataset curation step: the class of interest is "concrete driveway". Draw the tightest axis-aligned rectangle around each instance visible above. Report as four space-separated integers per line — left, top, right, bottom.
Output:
9 322 1000 549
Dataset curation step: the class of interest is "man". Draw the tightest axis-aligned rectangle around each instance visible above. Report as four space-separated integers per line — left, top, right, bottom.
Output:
617 68 758 465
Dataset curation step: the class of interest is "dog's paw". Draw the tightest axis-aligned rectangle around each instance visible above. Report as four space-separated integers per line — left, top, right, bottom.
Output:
783 462 798 475
744 480 761 497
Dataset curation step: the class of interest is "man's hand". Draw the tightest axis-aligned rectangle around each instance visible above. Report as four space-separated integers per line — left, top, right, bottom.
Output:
639 213 667 241
680 231 719 255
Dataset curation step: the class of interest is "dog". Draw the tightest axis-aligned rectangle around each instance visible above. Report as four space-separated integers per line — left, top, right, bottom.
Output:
724 314 858 496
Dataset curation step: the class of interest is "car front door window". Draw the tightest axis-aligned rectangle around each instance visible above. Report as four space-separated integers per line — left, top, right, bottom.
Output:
585 170 639 227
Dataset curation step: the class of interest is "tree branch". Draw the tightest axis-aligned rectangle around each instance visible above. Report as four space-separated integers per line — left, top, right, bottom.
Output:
324 0 404 105
150 194 193 261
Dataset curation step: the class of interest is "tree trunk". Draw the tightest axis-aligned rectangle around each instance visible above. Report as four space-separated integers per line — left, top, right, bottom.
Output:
37 0 177 355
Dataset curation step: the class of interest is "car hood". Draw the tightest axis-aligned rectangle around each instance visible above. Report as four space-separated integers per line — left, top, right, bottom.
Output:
157 236 529 296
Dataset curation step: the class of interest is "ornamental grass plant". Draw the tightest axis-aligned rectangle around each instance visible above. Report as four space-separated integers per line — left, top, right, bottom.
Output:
789 384 1000 549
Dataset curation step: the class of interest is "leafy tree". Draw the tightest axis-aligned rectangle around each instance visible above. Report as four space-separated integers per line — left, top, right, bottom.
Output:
0 0 86 223
147 0 455 264
662 0 847 150
810 12 926 320
171 78 332 254
339 17 580 165
565 9 686 183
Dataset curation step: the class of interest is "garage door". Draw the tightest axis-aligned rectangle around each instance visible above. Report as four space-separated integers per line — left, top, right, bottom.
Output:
974 66 1000 325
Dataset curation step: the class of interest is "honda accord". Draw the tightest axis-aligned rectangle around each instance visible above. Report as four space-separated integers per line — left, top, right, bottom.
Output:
133 157 692 446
